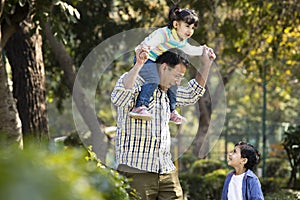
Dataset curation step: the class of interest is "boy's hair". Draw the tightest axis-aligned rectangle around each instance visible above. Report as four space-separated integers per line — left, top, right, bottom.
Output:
168 6 199 29
236 141 261 171
156 48 190 69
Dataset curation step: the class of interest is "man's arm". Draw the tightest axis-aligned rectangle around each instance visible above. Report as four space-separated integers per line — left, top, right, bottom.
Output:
122 48 149 89
195 46 215 87
176 47 214 106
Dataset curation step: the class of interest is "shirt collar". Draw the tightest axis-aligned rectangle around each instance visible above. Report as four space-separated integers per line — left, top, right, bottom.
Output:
171 28 181 41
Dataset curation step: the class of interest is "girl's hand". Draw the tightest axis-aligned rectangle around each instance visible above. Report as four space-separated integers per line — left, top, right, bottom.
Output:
138 45 150 60
135 48 149 67
203 45 216 61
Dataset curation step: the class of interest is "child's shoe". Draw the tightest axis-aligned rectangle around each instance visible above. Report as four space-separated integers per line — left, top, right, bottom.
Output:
129 106 153 121
170 110 186 124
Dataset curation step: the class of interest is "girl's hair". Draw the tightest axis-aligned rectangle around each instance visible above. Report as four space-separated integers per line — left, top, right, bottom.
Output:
235 141 261 171
168 6 199 29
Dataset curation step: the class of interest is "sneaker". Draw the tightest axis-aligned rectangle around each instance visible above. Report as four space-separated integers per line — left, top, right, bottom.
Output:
129 106 153 121
170 110 186 125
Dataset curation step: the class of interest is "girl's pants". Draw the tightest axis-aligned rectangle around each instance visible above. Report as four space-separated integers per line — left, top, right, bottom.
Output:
136 59 177 111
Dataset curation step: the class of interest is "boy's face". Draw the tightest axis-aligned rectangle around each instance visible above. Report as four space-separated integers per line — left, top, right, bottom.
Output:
228 146 247 168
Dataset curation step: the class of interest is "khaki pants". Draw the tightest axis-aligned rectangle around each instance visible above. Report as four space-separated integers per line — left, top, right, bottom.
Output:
118 165 183 200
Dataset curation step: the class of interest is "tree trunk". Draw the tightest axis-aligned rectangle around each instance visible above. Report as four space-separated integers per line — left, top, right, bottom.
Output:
0 35 23 148
43 21 107 161
5 20 49 142
192 94 212 158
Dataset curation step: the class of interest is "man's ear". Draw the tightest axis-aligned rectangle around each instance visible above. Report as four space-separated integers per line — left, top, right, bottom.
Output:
161 63 168 71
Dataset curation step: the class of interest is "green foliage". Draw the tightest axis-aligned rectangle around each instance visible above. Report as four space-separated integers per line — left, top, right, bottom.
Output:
282 124 300 188
190 159 226 175
179 158 227 200
0 144 135 200
261 177 287 194
179 153 197 172
259 157 294 195
265 189 300 200
262 158 290 178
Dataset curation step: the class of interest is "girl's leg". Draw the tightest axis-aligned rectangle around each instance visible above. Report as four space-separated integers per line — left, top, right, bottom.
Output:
167 85 186 124
167 86 178 112
136 61 159 107
129 61 159 120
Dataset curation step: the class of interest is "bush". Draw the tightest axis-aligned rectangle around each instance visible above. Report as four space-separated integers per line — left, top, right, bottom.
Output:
264 189 300 200
263 158 290 178
0 144 137 200
190 159 226 175
180 159 228 200
259 157 291 194
178 154 197 173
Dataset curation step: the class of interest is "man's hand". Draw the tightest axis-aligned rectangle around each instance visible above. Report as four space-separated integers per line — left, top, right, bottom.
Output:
196 47 214 87
123 46 149 89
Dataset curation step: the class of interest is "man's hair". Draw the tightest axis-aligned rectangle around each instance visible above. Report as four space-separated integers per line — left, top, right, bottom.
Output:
235 141 261 171
156 48 190 68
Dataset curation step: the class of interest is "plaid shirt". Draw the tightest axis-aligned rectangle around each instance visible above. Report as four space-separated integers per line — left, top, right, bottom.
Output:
111 73 206 174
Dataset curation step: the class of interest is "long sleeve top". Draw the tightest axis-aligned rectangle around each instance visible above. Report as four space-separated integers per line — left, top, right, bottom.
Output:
136 27 204 61
111 73 205 173
221 169 264 200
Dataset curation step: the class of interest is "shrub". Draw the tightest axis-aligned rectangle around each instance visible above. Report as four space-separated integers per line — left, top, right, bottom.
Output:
178 153 197 173
0 144 136 200
262 158 290 178
190 159 226 175
180 159 227 200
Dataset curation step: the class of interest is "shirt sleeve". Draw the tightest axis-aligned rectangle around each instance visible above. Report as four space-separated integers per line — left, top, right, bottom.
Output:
176 79 206 106
135 28 166 51
111 73 139 108
248 177 264 200
181 43 204 56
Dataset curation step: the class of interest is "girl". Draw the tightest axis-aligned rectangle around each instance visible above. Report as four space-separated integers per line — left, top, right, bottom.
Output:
221 141 264 200
129 6 216 124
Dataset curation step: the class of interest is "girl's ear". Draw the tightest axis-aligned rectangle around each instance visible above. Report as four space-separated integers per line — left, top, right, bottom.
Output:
173 20 178 28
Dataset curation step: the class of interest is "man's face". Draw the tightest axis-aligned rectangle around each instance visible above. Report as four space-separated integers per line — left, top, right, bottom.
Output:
160 63 186 90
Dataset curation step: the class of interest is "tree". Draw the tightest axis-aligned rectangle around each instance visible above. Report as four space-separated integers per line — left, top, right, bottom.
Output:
0 0 23 148
5 20 49 142
282 125 300 188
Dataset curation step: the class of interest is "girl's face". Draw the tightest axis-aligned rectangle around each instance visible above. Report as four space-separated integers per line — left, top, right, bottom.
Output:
228 146 247 169
173 21 196 40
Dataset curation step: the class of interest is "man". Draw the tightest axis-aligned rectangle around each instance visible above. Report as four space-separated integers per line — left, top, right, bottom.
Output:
111 47 214 199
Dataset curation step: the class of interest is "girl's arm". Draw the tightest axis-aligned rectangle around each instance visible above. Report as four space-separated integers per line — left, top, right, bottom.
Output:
182 43 216 60
135 28 166 51
181 43 204 56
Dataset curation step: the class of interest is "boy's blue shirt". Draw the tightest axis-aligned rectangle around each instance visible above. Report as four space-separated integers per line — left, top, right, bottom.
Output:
221 169 264 200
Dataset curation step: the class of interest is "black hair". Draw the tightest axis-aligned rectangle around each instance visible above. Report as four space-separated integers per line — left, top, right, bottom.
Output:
235 141 261 171
168 6 199 29
156 48 190 68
